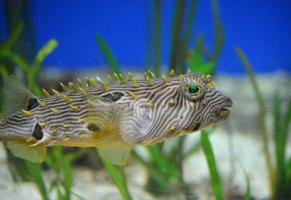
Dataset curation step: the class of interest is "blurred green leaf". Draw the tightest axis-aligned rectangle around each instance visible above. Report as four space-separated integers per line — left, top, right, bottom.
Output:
0 50 30 72
132 150 175 193
183 141 201 160
238 159 252 200
187 34 204 69
96 35 121 73
244 174 251 200
274 98 291 198
180 0 198 72
235 47 275 197
287 158 291 184
181 0 198 51
63 157 73 200
201 131 223 200
101 159 133 200
32 39 58 74
0 21 24 50
195 62 215 74
148 145 178 180
281 100 291 159
186 33 215 74
273 93 285 185
169 0 185 72
46 146 74 200
0 67 8 78
26 162 49 200
28 39 58 89
210 0 224 64
153 0 161 76
46 147 62 173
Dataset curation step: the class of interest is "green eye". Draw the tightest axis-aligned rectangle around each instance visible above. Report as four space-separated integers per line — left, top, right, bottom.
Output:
182 82 204 100
188 84 199 94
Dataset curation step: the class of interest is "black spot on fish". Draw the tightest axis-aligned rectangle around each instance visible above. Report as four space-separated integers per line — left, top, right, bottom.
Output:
192 122 201 131
32 123 43 140
102 92 124 102
27 98 39 110
87 123 100 132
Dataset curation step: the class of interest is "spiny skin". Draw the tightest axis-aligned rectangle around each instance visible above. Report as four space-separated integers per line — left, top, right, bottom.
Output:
0 72 232 152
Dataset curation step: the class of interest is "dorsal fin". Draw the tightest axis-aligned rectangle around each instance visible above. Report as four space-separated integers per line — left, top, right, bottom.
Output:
1 77 35 117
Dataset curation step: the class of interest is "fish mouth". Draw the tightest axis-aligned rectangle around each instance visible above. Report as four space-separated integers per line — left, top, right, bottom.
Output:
217 100 233 120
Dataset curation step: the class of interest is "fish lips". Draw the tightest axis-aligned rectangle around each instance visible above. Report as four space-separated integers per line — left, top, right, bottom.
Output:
216 100 233 120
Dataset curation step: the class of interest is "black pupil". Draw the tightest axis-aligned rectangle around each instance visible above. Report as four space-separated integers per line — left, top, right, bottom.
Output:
188 85 199 93
27 98 39 110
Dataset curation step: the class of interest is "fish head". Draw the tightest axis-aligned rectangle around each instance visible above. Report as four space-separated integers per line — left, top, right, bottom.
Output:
122 73 233 144
175 74 233 134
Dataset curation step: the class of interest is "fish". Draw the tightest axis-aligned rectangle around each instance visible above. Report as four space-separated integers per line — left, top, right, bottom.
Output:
0 70 233 165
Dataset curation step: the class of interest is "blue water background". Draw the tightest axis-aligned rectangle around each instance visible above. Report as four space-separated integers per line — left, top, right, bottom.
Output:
0 0 291 74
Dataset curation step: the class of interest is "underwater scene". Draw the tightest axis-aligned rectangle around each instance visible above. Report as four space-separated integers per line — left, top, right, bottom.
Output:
0 0 290 200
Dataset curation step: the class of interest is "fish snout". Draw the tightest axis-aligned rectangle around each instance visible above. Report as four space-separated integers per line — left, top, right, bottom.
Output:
215 96 233 120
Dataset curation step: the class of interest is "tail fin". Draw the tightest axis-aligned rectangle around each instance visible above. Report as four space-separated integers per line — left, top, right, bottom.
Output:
1 77 35 117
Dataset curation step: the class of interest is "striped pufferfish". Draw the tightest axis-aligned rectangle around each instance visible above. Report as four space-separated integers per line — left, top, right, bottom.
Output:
0 71 232 165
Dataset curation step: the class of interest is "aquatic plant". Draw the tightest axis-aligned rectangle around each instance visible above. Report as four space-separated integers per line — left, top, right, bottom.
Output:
201 130 223 200
186 0 224 74
236 47 291 199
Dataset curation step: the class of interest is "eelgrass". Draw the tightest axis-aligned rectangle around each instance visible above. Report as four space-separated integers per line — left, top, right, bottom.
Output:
238 158 252 200
273 94 291 198
169 0 186 73
96 35 121 74
153 0 161 76
235 47 275 197
186 0 224 74
46 146 75 200
101 159 133 200
201 130 223 200
236 47 291 199
26 161 49 200
244 176 251 200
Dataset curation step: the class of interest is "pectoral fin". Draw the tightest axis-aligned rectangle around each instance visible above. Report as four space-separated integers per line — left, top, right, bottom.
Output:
119 103 153 144
87 96 132 165
7 141 46 163
97 141 132 166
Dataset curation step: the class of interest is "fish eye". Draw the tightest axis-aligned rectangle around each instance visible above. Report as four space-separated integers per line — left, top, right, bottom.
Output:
187 84 199 94
182 82 204 100
27 98 39 110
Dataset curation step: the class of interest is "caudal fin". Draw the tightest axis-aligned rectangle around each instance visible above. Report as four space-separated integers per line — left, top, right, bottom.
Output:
1 77 35 117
